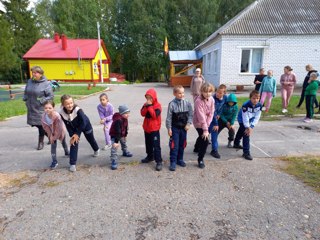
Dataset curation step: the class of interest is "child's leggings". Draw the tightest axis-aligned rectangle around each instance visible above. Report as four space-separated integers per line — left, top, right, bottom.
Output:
103 121 112 145
51 137 69 163
260 92 273 109
195 128 209 161
281 85 294 109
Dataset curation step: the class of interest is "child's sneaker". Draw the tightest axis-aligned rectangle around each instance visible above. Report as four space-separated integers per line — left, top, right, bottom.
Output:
169 162 176 171
93 149 100 157
122 151 133 157
303 118 312 123
233 144 243 149
69 165 76 172
155 162 163 171
262 107 266 111
141 157 154 163
210 150 221 159
111 160 118 170
198 160 205 169
177 160 186 167
227 141 233 148
242 153 253 160
102 144 111 150
50 161 58 169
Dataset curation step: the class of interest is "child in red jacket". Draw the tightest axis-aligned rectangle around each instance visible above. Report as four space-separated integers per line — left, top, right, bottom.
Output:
140 88 163 171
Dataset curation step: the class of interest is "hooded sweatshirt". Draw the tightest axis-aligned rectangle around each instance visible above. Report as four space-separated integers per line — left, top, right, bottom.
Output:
140 88 162 133
220 94 238 125
109 113 128 143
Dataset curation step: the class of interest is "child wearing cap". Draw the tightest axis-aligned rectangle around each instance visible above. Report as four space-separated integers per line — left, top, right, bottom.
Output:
109 105 133 170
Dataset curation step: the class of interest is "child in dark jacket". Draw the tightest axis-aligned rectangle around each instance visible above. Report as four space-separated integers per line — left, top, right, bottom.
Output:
140 88 163 171
234 90 262 161
210 94 238 158
109 105 133 170
166 85 193 171
59 95 100 172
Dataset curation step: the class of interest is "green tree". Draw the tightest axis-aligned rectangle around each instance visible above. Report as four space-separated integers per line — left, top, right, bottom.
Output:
216 0 255 26
34 0 55 37
0 14 18 82
1 0 40 83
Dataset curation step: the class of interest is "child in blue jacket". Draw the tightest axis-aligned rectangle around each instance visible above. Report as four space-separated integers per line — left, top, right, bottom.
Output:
234 90 262 161
210 93 238 158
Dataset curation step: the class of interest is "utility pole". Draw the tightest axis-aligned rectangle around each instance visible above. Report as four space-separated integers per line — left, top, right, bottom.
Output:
97 22 103 83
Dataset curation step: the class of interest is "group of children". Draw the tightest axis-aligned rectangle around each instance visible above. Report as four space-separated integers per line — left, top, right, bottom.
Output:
40 83 264 172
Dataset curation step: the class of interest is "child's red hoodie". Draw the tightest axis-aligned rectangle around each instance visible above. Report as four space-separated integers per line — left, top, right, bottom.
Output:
140 88 162 133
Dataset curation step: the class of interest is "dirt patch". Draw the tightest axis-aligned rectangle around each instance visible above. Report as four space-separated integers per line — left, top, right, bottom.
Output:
0 171 39 189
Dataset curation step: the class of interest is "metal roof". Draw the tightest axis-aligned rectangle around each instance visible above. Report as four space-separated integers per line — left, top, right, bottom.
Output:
23 39 111 60
169 51 200 61
196 0 320 49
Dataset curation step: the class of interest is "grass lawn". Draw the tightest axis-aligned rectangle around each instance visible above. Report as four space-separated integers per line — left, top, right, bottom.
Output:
236 95 312 119
0 86 107 121
279 155 320 193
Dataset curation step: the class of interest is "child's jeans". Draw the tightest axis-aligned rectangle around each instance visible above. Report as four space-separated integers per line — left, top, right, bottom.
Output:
110 137 130 163
281 84 294 109
144 131 162 163
211 119 235 151
103 121 112 145
234 123 250 155
169 127 187 163
69 129 99 165
260 92 273 109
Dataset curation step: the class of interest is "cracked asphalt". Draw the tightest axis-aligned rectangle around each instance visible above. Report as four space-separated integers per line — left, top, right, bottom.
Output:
0 83 319 240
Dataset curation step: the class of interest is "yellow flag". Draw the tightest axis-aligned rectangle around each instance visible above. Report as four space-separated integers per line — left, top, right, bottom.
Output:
164 37 169 55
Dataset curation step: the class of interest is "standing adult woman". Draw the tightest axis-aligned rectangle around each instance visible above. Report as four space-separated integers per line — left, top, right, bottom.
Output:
23 66 53 150
190 68 205 102
280 66 296 113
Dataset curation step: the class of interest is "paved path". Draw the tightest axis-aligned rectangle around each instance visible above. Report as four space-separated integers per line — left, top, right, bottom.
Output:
0 83 319 239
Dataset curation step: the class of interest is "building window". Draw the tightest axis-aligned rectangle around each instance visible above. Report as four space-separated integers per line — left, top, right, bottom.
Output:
240 48 263 73
213 50 218 73
207 53 212 73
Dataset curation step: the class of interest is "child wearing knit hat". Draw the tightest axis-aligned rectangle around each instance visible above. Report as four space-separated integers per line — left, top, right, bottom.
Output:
109 105 133 170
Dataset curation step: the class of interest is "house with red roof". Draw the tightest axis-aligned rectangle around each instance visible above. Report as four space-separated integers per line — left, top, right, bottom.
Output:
23 33 111 82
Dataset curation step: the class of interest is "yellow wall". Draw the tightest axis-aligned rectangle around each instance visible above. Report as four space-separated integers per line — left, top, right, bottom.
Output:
28 47 110 81
92 47 109 80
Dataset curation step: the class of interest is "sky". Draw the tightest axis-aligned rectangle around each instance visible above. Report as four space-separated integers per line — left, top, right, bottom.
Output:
0 0 37 12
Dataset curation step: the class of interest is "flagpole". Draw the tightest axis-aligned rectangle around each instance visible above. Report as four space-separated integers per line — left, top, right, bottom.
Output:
97 22 103 83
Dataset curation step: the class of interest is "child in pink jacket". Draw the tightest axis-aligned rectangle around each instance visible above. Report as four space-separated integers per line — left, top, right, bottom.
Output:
41 100 69 169
193 83 215 169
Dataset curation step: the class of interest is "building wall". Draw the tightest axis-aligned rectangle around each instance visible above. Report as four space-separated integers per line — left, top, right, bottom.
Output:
28 47 110 82
200 36 222 87
29 59 93 81
92 48 109 81
218 35 320 87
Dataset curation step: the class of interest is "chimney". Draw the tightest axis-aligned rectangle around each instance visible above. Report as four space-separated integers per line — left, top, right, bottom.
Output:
54 32 60 42
61 34 67 50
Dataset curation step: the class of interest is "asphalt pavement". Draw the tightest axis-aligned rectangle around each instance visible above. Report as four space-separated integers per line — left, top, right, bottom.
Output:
0 83 319 240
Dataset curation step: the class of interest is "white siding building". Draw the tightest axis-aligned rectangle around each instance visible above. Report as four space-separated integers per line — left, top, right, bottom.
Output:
195 0 320 87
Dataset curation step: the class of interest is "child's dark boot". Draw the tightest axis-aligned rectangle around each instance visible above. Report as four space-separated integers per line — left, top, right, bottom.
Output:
169 161 176 171
227 141 233 148
111 160 118 170
198 159 205 169
210 150 221 159
242 153 253 161
123 151 133 157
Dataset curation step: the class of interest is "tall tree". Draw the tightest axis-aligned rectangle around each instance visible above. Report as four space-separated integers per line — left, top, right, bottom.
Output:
34 0 55 37
2 0 40 83
215 0 255 26
0 13 18 81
